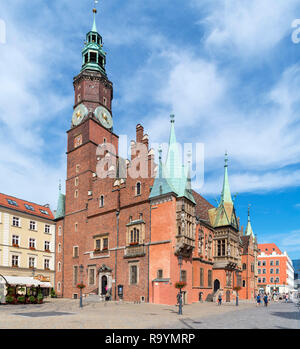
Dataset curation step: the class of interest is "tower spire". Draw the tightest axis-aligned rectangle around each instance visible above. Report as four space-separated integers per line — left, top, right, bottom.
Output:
221 151 233 204
92 1 99 32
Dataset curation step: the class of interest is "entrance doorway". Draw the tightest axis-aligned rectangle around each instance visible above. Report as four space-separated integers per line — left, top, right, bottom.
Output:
226 290 231 302
101 275 108 295
214 279 220 293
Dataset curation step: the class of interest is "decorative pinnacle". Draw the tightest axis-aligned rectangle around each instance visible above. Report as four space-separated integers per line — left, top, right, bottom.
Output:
248 204 251 221
224 151 228 167
158 145 162 160
170 114 175 123
59 180 62 193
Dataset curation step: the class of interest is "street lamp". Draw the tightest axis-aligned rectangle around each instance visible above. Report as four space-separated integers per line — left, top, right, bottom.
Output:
79 264 84 308
178 255 183 315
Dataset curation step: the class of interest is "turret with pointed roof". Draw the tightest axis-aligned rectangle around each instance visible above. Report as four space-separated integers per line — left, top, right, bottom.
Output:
55 181 65 220
208 153 238 230
245 205 256 242
81 6 107 75
149 115 195 204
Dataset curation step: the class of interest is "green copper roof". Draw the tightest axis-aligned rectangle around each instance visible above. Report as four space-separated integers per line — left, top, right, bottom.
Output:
245 205 255 241
149 116 195 204
92 9 97 32
149 148 177 199
221 152 233 204
55 183 65 220
208 153 238 229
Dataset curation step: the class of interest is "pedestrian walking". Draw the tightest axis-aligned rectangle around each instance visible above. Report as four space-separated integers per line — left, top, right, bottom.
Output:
218 293 222 306
285 294 289 303
263 294 268 307
256 294 261 307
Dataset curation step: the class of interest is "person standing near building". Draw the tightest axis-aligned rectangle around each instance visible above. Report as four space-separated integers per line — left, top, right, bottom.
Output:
256 294 261 307
263 294 268 307
218 293 222 306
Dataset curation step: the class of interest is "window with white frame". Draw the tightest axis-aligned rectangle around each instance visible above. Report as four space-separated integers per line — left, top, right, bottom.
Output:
12 235 19 246
12 255 19 267
29 238 36 249
12 216 20 227
44 259 50 270
45 224 50 234
45 241 50 251
29 257 35 268
29 221 36 230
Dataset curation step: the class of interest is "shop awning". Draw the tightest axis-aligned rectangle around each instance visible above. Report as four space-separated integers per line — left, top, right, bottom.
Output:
0 276 52 288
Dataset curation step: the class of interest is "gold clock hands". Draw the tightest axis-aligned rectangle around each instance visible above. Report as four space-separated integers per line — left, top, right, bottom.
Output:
76 110 81 119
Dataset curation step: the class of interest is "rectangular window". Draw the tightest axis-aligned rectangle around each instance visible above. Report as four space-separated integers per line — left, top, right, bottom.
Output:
73 266 78 286
217 240 226 256
262 269 266 274
270 260 274 266
12 255 19 267
73 246 79 258
29 257 35 268
270 268 273 274
95 239 101 250
276 268 279 274
200 268 204 287
29 221 36 230
12 216 20 227
276 260 279 266
258 269 261 274
157 269 163 279
45 224 50 234
258 261 261 266
262 261 266 266
130 265 138 285
44 259 50 270
181 270 187 283
29 238 36 249
208 270 212 288
89 269 95 286
45 241 50 251
12 235 19 246
102 238 108 250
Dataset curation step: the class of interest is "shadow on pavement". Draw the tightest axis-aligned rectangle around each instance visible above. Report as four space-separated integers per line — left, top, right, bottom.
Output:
270 311 300 320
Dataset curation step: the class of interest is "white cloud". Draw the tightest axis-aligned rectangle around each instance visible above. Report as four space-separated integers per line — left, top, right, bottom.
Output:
193 0 300 57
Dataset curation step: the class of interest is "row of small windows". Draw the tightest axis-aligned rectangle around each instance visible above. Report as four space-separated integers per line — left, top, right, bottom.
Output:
258 277 280 283
12 217 50 233
258 260 280 266
74 182 142 202
11 255 50 269
11 235 51 251
6 199 49 215
258 268 280 274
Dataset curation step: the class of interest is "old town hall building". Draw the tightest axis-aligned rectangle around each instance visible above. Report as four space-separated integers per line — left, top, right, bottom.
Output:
54 8 258 304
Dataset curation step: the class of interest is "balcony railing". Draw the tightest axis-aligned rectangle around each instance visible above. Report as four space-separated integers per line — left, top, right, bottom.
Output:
124 244 145 258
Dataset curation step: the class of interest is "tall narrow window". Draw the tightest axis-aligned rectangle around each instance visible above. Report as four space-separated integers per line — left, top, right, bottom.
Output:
99 195 104 208
136 182 141 196
130 265 138 285
73 266 78 286
208 270 212 288
181 270 187 283
12 255 19 267
29 257 35 268
200 268 204 287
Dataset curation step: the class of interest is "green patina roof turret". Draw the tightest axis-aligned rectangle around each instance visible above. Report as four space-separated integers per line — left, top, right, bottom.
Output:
149 116 195 204
55 181 66 220
208 153 239 230
81 7 107 75
245 205 256 242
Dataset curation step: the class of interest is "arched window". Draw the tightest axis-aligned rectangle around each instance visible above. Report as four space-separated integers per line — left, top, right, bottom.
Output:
136 182 141 196
58 262 61 272
99 195 104 208
242 280 246 287
57 282 61 292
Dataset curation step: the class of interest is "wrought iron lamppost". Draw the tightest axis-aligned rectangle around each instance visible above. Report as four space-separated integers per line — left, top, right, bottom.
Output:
79 264 84 308
178 255 183 315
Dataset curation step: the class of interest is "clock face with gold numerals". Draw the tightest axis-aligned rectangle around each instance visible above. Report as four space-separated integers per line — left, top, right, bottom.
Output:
72 104 88 126
95 106 113 129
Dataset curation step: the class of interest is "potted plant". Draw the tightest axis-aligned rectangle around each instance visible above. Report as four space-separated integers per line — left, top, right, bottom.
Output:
5 295 14 304
17 296 26 304
175 281 187 289
29 295 36 304
76 283 86 290
50 288 57 298
37 293 44 304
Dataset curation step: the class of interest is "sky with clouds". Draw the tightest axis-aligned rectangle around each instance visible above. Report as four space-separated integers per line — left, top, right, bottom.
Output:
0 0 300 260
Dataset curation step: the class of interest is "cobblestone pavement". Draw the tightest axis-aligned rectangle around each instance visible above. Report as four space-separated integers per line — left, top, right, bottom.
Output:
162 301 300 329
0 298 298 329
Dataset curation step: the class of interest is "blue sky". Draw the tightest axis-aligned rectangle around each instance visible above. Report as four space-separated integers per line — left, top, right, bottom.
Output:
0 0 300 259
